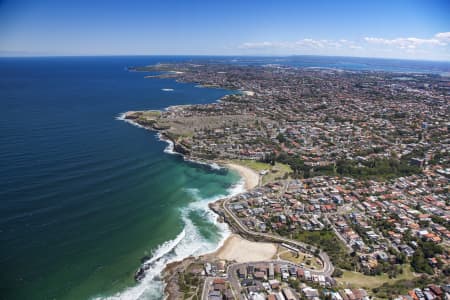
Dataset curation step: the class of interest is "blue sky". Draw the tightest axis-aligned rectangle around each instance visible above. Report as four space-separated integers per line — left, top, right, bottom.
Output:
0 0 449 60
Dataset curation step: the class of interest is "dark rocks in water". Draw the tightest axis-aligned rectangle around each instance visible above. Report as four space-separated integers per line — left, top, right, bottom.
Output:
173 143 190 155
134 267 145 282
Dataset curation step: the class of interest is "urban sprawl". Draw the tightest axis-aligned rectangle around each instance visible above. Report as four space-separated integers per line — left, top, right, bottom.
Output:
126 62 449 300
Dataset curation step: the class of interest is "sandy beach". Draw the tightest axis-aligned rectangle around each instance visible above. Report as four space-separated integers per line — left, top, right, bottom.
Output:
206 162 273 263
213 234 277 263
225 163 259 190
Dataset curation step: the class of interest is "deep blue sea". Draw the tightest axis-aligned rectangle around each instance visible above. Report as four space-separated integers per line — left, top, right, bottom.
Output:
1 55 449 300
0 56 242 300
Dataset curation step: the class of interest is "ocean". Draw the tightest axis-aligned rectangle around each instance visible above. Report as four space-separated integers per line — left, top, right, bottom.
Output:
0 56 242 300
1 55 449 300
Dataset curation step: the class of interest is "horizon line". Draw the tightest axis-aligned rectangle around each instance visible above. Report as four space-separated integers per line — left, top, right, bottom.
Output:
1 53 450 63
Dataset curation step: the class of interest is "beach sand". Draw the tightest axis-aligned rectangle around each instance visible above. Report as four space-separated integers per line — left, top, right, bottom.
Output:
225 163 259 190
209 165 272 263
213 234 277 263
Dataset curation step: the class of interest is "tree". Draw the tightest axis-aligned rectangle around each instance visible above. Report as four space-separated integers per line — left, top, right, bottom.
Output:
276 132 286 143
332 268 343 277
411 248 433 274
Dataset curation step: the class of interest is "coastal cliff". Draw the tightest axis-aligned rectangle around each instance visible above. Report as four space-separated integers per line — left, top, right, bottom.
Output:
172 142 190 156
162 257 197 300
122 110 269 299
124 110 191 156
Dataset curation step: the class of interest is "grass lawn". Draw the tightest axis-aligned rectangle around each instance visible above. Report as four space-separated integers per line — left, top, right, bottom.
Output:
278 248 322 269
231 159 292 184
294 230 358 270
231 159 271 172
141 110 161 118
336 264 416 289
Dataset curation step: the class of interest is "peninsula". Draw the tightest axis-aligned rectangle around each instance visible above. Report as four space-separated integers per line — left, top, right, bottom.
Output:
126 62 449 300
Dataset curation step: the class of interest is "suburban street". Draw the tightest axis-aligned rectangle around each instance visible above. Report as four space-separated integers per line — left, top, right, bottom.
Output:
221 196 335 277
225 258 336 300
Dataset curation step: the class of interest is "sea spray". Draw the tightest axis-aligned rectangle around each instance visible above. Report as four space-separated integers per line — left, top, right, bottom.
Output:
156 133 178 156
96 172 245 300
1 57 239 300
111 112 245 299
115 113 145 129
118 113 225 172
157 133 224 172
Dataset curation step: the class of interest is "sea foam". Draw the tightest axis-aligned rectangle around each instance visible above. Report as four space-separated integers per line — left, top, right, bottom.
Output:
95 180 244 300
109 115 245 300
118 114 224 172
156 133 224 171
156 133 178 156
115 113 145 129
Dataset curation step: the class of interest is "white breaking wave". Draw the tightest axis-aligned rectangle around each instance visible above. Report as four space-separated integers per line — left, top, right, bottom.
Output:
111 112 246 300
209 163 222 170
156 134 224 171
93 229 186 300
156 133 179 156
117 115 223 173
116 114 175 155
94 178 245 300
115 113 145 129
183 158 224 171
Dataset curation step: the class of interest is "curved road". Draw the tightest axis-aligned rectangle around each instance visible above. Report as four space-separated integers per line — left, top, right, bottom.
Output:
222 197 335 277
201 195 336 300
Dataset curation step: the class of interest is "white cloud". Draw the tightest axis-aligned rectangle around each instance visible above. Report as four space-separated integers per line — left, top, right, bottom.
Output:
239 38 360 50
237 32 450 60
364 32 450 49
434 32 450 42
349 45 363 50
239 41 278 49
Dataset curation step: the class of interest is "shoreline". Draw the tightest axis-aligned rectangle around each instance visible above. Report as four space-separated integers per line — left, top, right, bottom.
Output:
117 111 262 298
209 233 277 263
223 162 259 190
158 155 260 299
201 162 260 260
160 162 260 299
119 111 262 188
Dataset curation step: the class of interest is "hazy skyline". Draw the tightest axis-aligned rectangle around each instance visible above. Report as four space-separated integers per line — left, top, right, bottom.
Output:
1 0 449 60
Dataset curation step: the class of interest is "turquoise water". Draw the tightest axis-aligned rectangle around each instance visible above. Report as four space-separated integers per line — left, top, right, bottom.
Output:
2 55 446 300
0 56 241 299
